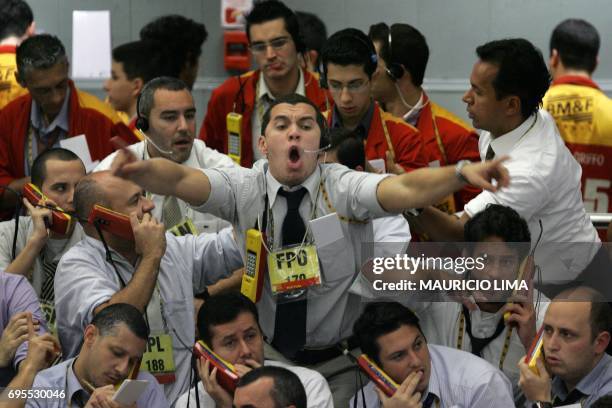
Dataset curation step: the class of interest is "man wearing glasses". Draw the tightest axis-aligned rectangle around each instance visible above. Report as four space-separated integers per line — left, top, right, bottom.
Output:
320 28 427 174
198 0 329 168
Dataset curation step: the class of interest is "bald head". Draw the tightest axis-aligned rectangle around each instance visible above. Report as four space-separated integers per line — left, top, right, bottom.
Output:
551 286 612 341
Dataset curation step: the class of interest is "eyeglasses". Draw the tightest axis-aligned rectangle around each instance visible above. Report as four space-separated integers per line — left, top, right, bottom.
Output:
327 80 370 95
250 37 291 54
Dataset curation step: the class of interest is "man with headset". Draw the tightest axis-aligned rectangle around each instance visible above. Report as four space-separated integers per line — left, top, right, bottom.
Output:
110 92 509 406
320 28 427 174
199 0 329 167
368 23 481 210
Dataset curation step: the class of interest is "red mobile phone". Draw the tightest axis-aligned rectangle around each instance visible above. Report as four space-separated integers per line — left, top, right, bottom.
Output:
193 341 239 393
88 204 134 241
357 354 399 397
23 183 74 235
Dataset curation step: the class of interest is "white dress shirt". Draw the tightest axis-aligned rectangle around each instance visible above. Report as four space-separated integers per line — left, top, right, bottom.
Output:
95 139 236 233
464 110 600 282
350 344 514 408
174 359 333 408
192 160 394 348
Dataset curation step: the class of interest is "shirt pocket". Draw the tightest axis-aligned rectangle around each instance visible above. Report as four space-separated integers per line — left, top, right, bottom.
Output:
162 300 192 350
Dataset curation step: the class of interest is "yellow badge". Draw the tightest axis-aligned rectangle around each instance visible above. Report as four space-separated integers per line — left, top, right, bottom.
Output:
169 218 198 236
40 301 57 337
140 333 176 384
268 244 321 294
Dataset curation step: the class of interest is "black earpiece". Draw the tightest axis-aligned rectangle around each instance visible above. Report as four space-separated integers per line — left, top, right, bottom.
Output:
135 92 149 132
385 28 404 81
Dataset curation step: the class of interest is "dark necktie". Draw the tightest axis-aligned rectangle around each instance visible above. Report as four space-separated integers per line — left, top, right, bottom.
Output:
423 393 438 408
40 256 58 305
485 145 495 161
272 187 308 359
553 389 585 406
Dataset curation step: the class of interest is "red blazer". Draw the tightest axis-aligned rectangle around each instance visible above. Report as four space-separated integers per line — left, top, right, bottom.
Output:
199 69 330 167
325 102 427 172
0 80 140 187
417 93 481 210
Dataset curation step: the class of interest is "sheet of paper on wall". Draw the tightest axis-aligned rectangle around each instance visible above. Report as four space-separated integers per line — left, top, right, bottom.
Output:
59 135 99 173
221 0 253 28
72 10 111 79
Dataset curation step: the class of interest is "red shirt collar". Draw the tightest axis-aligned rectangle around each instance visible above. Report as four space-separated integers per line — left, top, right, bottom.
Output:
0 44 17 54
551 75 600 90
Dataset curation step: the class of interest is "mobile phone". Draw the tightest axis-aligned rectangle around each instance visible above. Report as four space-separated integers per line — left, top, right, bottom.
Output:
193 340 239 393
241 229 266 303
22 183 74 235
525 325 545 375
88 204 134 241
226 112 242 164
112 379 148 404
357 354 399 397
504 254 534 321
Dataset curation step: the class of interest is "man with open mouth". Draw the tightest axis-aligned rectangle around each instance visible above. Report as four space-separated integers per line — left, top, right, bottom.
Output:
109 92 510 407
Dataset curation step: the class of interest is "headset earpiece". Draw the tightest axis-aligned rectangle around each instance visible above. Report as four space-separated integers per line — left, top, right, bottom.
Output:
135 92 149 132
385 28 404 81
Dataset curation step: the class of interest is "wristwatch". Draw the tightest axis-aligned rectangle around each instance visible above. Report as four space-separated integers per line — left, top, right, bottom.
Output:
195 286 210 301
532 401 553 408
455 160 471 184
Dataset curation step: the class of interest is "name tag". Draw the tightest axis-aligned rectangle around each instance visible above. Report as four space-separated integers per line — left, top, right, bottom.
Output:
140 333 176 384
40 301 57 337
268 244 321 294
168 218 198 236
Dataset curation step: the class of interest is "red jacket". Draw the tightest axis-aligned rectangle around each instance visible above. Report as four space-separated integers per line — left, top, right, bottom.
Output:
199 69 330 167
325 102 427 172
417 93 481 210
0 80 140 187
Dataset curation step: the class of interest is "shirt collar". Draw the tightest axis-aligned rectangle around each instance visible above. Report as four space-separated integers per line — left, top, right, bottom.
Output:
82 235 134 266
402 92 426 126
257 68 306 102
552 353 611 400
423 352 441 404
266 163 320 209
551 75 600 90
489 112 538 157
331 101 375 140
30 87 71 135
66 357 91 407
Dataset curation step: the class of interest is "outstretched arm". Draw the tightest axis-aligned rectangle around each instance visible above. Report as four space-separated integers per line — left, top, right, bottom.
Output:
110 149 212 207
376 157 509 212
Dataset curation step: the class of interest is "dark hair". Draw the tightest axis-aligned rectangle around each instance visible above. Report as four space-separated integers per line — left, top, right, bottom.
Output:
475 38 551 120
16 34 67 82
91 303 149 340
237 366 307 408
0 0 33 40
464 204 531 256
295 11 327 55
321 28 377 79
592 394 612 408
353 302 424 366
368 23 429 87
140 14 208 76
329 128 365 170
74 176 109 221
261 93 327 144
245 0 305 53
589 291 612 342
112 40 172 84
197 293 260 345
31 148 83 188
550 19 600 73
138 76 189 119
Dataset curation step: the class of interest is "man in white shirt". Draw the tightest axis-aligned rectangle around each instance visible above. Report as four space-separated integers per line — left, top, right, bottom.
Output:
410 38 602 294
176 293 333 408
350 301 514 407
109 93 509 406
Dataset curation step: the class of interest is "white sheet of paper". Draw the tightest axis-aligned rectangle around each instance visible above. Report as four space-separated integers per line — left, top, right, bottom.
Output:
72 10 111 78
309 212 343 248
369 158 385 173
112 379 149 405
59 134 97 172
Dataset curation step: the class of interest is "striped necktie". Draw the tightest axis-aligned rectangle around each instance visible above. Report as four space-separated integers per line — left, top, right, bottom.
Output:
162 195 182 230
40 255 58 304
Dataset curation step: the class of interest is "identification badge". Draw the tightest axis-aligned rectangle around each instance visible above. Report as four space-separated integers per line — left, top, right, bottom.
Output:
168 218 198 236
40 301 57 337
268 244 321 294
140 333 176 384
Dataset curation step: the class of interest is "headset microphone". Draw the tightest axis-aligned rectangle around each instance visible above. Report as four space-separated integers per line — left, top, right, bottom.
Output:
137 128 174 156
303 144 331 154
